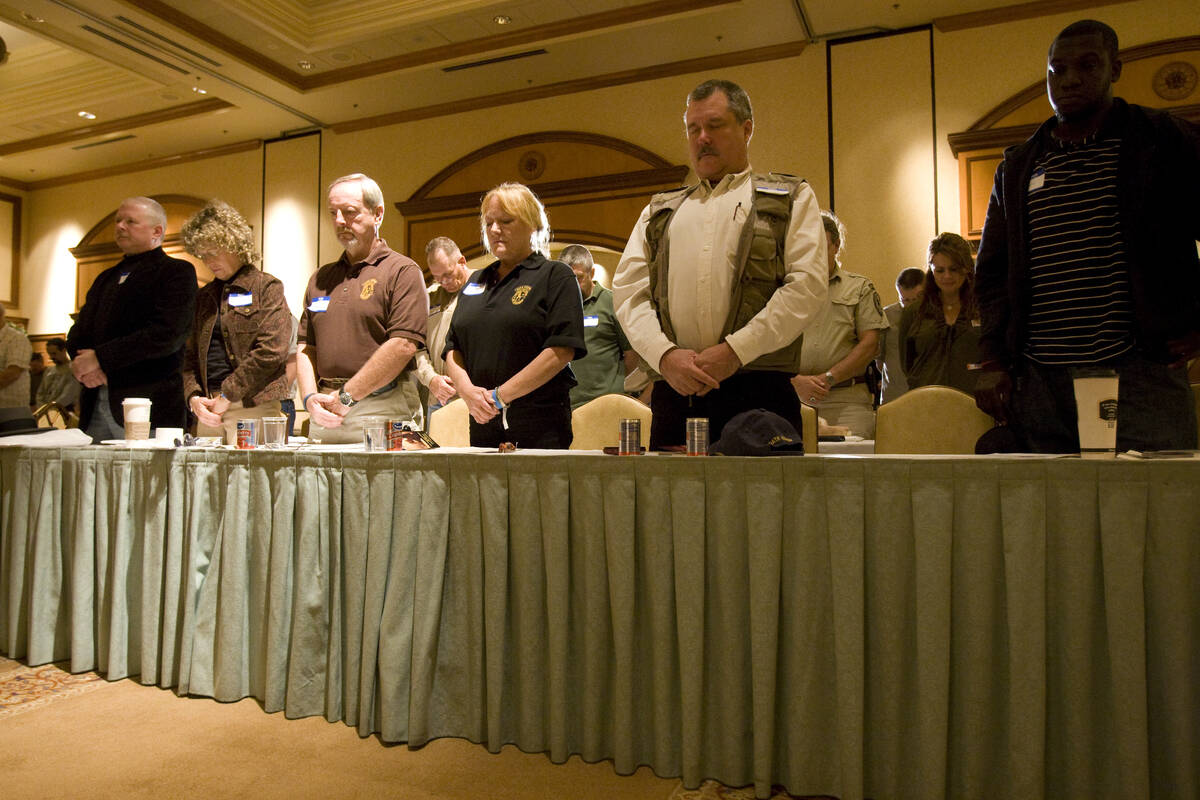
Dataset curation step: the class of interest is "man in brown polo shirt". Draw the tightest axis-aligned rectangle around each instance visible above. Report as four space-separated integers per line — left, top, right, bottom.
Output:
297 173 428 443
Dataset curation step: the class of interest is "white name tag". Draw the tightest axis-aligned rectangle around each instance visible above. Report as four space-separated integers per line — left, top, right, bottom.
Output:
1028 169 1045 191
308 296 331 312
228 292 253 307
462 283 485 296
583 315 599 327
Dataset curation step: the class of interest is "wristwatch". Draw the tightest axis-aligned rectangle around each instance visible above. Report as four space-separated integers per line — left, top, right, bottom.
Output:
338 389 357 408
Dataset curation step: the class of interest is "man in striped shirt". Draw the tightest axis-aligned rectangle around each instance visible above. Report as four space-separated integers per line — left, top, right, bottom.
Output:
974 19 1200 452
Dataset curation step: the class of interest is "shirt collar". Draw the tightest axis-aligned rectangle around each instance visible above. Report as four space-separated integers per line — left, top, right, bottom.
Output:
341 238 391 273
696 166 752 197
222 264 256 291
117 246 163 272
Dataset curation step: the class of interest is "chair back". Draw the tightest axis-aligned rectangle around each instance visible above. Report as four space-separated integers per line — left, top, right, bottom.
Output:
799 403 818 454
428 398 471 447
875 385 993 454
33 402 78 430
570 393 652 451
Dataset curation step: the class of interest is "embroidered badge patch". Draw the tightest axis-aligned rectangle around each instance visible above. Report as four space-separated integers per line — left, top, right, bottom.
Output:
511 285 532 305
360 278 378 300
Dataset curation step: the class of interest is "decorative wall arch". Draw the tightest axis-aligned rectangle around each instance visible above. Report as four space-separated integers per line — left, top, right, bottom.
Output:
947 36 1200 239
396 131 689 265
69 194 211 310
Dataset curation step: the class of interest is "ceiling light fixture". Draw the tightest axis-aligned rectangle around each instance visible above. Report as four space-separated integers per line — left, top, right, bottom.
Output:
78 111 96 119
192 85 207 94
22 12 45 23
297 59 314 70
493 14 512 25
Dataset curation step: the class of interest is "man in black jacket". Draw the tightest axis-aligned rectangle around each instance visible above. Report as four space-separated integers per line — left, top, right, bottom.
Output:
974 19 1200 452
68 196 197 440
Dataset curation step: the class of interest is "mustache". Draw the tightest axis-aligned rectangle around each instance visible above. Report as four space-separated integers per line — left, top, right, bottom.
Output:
697 146 719 157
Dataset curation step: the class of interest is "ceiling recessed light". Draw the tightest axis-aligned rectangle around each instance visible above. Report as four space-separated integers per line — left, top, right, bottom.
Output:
493 14 512 25
297 59 314 70
78 111 96 120
192 86 207 94
22 12 45 23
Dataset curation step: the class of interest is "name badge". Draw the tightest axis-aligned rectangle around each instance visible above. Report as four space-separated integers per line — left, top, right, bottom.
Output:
308 296 331 312
228 292 253 307
462 283 485 296
583 315 599 327
1028 168 1046 192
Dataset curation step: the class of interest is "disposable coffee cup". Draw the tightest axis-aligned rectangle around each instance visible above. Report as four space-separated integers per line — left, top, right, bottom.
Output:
261 416 287 448
155 427 183 446
1072 369 1118 459
361 416 388 452
122 397 152 440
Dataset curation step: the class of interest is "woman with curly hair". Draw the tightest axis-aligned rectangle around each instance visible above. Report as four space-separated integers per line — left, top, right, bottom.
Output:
180 201 293 441
898 232 982 394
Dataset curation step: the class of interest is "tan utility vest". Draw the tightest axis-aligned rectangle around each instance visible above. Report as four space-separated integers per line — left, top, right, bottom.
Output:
644 172 806 374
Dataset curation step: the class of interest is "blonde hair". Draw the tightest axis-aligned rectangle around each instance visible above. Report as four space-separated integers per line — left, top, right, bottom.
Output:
480 182 551 258
181 201 259 266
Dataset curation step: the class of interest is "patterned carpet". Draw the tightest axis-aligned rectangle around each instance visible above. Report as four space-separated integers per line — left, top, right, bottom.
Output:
669 780 829 799
0 656 105 718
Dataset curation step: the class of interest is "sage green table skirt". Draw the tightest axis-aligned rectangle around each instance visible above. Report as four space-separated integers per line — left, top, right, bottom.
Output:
1 448 1197 799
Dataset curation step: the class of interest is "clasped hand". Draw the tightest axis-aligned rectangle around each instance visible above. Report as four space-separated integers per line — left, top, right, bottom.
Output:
190 394 231 427
660 343 740 396
70 349 108 388
790 373 830 404
460 385 498 424
306 392 350 428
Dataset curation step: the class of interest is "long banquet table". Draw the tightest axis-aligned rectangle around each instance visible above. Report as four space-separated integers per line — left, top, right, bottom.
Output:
1 445 1197 800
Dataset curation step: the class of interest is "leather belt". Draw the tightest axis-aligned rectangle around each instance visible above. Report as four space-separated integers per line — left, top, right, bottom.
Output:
830 375 869 389
317 377 400 397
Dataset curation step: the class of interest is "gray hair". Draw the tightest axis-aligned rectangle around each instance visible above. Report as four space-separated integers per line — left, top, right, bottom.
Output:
821 210 846 269
328 173 384 213
122 196 167 229
558 244 593 271
425 236 462 261
181 200 259 266
686 79 753 124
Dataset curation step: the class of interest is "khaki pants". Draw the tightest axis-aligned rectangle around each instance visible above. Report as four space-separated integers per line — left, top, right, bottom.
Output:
196 400 284 445
308 380 422 444
815 384 876 439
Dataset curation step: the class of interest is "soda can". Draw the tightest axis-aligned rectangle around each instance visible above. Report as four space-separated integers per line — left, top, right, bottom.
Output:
236 418 257 449
686 417 709 456
387 420 409 451
618 418 641 455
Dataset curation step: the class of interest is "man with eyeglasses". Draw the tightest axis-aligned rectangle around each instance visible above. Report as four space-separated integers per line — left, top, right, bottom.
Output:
413 236 470 420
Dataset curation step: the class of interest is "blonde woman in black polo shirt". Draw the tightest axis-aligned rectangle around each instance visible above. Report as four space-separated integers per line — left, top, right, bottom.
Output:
443 183 586 448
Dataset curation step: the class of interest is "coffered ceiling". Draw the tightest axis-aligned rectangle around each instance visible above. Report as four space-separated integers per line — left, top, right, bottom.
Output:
0 0 1132 189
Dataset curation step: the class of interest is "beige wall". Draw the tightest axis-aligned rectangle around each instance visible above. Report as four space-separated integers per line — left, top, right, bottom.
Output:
22 148 264 336
12 0 1199 334
831 29 936 294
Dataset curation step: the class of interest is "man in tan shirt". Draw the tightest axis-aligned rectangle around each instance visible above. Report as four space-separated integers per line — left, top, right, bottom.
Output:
612 78 827 447
413 236 469 420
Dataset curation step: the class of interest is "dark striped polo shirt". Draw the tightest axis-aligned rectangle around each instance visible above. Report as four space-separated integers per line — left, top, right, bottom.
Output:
1024 136 1134 365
